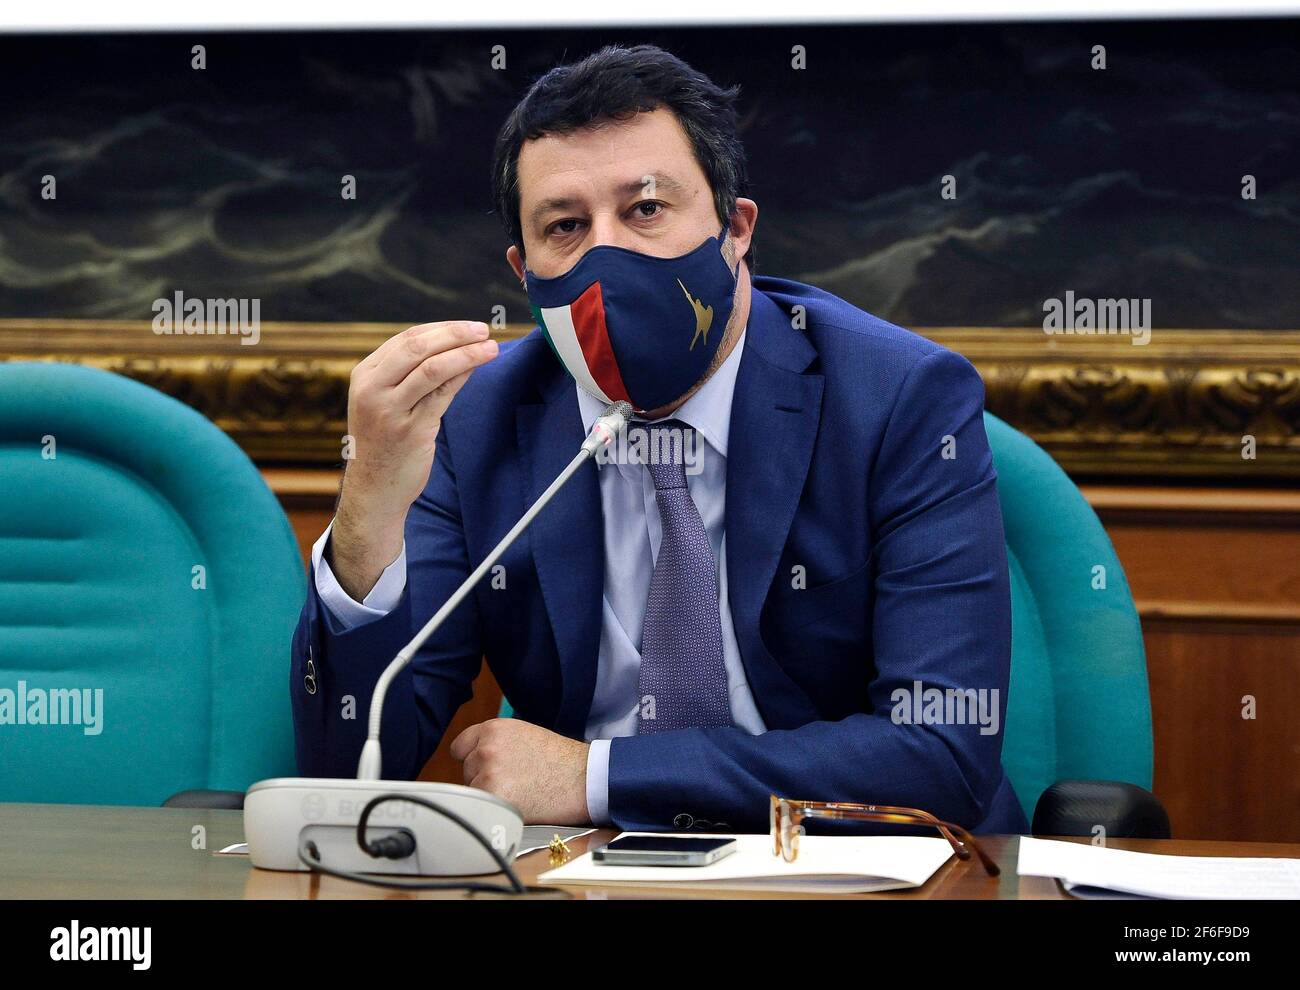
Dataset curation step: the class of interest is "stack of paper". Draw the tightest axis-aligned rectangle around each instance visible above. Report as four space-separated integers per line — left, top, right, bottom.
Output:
537 831 956 894
1018 836 1300 899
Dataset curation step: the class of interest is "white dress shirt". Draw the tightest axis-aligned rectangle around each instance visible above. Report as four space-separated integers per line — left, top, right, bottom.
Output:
311 326 766 825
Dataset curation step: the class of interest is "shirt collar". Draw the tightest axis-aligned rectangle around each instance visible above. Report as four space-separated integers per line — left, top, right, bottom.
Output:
576 325 746 459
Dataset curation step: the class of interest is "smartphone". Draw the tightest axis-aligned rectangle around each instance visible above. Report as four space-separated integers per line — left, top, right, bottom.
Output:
592 835 738 867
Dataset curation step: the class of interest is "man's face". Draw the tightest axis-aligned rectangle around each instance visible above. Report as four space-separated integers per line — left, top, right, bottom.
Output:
509 106 725 279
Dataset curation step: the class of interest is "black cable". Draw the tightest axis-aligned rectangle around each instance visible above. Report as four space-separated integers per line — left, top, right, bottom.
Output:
367 831 417 859
296 792 570 896
359 793 525 891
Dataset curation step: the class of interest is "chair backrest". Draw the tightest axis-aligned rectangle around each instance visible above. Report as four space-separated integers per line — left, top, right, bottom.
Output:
0 362 304 805
983 412 1153 819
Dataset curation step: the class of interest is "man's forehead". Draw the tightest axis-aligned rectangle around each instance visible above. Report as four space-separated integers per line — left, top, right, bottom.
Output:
518 111 702 202
525 167 689 195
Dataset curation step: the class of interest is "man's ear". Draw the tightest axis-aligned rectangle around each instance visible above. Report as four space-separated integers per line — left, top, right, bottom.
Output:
728 198 758 268
506 244 526 285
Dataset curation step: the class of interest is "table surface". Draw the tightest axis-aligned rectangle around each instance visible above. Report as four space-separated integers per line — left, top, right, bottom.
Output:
4 803 1298 899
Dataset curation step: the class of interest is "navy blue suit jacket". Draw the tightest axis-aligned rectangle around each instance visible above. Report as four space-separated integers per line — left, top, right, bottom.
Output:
291 274 1029 835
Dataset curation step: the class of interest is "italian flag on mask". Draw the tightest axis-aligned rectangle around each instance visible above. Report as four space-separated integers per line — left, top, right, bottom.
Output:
530 281 632 407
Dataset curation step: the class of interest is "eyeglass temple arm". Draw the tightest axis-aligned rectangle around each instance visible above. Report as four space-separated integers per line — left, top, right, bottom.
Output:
798 806 1001 876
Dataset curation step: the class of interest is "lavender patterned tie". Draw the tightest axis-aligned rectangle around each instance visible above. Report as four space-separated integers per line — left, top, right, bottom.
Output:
636 420 735 733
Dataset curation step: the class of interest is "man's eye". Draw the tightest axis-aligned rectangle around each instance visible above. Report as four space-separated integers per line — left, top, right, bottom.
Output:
633 201 664 218
548 219 583 236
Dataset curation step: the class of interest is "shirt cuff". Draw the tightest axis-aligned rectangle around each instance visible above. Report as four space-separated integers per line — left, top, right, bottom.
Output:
311 518 408 630
585 738 613 826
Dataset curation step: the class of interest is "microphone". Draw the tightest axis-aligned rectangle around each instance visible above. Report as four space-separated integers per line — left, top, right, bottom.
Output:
244 400 633 879
355 399 632 780
581 400 635 455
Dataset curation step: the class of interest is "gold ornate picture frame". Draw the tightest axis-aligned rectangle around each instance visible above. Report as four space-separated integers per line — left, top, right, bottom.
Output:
4 319 1297 478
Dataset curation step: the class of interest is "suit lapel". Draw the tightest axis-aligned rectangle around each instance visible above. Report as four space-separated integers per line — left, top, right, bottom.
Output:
516 378 604 740
726 285 825 729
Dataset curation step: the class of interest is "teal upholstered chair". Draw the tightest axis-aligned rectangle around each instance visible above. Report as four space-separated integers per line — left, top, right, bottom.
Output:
502 412 1166 835
0 362 304 807
983 412 1164 833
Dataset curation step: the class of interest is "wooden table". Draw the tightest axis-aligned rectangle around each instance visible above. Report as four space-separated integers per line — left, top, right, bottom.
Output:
4 803 1299 899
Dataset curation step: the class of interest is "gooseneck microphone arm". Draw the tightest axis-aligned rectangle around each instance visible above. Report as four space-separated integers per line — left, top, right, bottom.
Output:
356 399 633 780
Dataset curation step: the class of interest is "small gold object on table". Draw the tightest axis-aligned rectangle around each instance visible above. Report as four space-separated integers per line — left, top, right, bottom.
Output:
547 833 572 865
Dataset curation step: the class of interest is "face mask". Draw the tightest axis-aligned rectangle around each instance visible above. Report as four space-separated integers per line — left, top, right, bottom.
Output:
523 220 738 413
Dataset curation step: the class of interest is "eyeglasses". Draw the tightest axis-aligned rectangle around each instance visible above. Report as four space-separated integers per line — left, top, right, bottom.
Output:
769 794 1000 876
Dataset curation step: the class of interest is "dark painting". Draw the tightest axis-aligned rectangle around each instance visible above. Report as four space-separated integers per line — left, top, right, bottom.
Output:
1 19 1296 328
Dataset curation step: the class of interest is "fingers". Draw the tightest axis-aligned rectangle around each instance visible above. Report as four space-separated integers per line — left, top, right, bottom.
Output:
463 753 484 788
409 366 472 423
395 336 498 414
448 722 483 762
364 321 492 389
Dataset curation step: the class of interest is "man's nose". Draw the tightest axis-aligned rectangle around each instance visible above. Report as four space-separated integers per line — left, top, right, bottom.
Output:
586 214 638 252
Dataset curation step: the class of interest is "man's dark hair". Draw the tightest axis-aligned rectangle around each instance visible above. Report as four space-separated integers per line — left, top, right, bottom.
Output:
491 44 753 271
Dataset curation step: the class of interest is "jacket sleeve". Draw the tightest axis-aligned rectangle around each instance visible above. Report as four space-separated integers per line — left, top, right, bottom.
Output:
289 416 484 779
606 348 1013 832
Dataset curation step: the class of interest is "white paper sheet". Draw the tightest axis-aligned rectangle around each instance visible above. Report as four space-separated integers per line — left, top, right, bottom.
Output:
1017 835 1300 899
537 831 956 894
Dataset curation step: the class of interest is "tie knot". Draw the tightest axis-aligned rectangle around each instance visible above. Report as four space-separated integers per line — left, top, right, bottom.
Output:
633 419 693 491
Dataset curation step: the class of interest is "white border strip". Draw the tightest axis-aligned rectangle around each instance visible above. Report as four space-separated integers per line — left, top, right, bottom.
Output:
1 1 1296 32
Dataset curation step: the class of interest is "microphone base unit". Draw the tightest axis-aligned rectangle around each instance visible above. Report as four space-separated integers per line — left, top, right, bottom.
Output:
244 777 525 876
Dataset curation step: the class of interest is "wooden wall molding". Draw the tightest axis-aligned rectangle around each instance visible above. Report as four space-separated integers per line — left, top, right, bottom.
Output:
1082 483 1300 629
5 319 1299 478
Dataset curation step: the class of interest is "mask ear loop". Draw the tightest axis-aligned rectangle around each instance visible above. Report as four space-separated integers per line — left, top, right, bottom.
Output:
718 218 741 279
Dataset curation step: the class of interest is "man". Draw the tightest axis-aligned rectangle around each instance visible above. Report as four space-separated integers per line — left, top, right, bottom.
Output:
291 43 1029 835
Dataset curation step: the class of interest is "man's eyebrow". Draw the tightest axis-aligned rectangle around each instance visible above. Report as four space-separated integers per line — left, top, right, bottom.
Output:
528 196 582 229
527 173 689 229
616 172 688 197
